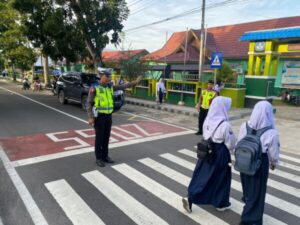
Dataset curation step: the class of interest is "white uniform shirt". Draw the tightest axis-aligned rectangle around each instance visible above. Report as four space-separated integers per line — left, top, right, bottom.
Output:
210 121 236 151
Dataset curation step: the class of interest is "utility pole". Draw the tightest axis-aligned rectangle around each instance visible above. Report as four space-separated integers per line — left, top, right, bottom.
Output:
198 0 206 82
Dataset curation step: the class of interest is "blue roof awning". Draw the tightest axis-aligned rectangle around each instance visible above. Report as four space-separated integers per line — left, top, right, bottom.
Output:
240 26 300 41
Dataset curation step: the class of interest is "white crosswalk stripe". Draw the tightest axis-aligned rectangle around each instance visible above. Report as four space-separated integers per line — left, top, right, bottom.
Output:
43 149 300 225
82 170 169 225
45 179 105 225
139 157 286 225
160 152 300 218
178 149 300 198
112 163 229 225
280 154 300 164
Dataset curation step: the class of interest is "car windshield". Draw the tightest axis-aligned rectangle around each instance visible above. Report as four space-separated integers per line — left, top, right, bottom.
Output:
81 73 97 84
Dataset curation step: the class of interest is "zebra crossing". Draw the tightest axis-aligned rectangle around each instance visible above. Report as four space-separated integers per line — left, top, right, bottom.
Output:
44 148 300 225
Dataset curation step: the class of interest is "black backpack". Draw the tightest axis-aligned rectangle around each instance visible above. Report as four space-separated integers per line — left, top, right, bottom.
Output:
197 121 224 162
234 123 272 176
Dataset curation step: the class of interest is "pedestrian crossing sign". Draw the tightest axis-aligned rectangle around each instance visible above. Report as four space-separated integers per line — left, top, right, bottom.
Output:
210 52 223 68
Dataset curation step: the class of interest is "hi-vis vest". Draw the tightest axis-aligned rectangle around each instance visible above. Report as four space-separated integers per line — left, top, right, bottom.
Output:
201 89 216 109
94 86 114 114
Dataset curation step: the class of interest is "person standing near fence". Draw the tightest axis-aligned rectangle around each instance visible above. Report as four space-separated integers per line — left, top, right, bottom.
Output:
195 80 217 135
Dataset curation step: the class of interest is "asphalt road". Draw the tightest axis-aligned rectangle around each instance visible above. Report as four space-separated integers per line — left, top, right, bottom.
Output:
0 80 299 225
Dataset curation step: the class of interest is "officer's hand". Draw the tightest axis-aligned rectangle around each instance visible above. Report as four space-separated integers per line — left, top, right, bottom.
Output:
196 103 200 112
88 118 94 127
134 75 143 85
270 164 276 170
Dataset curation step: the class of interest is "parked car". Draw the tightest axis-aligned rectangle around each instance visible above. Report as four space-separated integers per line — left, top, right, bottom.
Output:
56 72 124 111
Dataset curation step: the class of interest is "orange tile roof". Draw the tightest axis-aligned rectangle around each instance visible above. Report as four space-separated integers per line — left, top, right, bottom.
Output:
144 16 300 61
102 49 149 62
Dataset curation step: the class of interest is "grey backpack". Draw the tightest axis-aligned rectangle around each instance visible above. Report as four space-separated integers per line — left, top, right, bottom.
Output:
234 123 272 176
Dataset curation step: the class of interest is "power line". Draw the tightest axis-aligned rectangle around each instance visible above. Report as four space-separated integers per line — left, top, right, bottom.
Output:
130 0 157 16
128 0 144 8
124 0 256 34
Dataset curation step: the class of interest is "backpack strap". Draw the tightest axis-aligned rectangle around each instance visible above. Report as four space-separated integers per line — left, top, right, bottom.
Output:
246 122 254 135
256 125 273 137
208 120 225 142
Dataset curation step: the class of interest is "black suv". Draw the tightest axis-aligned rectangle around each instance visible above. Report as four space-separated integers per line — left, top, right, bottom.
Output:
56 72 124 111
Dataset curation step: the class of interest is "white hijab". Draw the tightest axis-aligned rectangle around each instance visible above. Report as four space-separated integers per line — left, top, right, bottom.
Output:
248 101 275 130
203 96 232 140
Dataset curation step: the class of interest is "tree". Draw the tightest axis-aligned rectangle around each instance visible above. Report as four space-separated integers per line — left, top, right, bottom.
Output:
66 0 129 72
14 0 87 85
119 52 147 81
217 63 234 83
0 0 35 81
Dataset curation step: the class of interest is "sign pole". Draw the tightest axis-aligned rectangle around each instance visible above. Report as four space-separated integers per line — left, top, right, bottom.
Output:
214 68 217 84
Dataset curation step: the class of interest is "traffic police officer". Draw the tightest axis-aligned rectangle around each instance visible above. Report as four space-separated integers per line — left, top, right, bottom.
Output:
87 70 142 167
195 80 217 135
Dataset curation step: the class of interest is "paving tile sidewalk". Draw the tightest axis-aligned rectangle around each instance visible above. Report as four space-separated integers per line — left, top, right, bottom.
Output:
125 96 252 121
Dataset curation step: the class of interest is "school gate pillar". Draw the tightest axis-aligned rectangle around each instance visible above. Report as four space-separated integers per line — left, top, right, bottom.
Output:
240 27 300 107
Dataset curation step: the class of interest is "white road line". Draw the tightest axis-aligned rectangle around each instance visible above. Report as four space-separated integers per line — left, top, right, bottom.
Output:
0 146 48 225
0 87 88 124
11 130 194 167
139 158 286 225
178 149 300 198
280 154 300 164
112 163 229 225
161 153 300 218
0 217 3 225
45 179 105 225
83 170 169 225
279 161 300 173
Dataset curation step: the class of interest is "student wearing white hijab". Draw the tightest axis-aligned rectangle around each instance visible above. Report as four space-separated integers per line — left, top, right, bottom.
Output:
156 78 166 104
182 96 236 213
237 101 280 225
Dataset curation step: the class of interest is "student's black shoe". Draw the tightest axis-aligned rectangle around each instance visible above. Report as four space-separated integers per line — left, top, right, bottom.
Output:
182 197 192 213
104 157 115 163
96 159 105 167
216 203 232 211
195 131 202 135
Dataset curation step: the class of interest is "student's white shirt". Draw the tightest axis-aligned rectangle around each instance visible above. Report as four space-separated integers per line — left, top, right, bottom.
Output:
210 121 236 151
238 122 280 166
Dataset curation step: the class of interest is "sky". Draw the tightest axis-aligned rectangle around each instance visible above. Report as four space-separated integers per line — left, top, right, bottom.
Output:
105 0 300 53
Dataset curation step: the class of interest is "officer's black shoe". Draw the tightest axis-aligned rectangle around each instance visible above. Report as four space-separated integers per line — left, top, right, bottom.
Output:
104 157 115 163
96 159 105 167
195 131 202 135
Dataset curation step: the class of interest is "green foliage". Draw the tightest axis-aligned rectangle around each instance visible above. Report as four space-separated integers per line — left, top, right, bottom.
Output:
14 0 87 63
120 56 147 81
0 0 35 73
217 63 234 83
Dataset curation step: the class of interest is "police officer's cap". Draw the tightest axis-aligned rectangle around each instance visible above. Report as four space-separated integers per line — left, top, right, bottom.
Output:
98 68 112 77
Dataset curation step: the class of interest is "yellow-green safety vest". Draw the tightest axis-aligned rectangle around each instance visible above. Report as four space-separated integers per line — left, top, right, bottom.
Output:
94 86 114 114
201 89 216 109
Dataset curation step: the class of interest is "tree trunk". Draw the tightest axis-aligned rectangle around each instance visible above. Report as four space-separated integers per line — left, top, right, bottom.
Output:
66 59 71 72
12 64 16 82
43 55 50 87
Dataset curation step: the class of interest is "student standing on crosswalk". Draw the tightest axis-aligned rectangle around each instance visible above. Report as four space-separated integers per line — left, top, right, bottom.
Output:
182 96 236 213
237 101 280 225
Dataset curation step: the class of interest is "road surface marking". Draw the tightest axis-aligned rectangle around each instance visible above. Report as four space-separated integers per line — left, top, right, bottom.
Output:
0 146 48 225
112 163 229 225
139 157 286 225
83 170 169 225
45 179 105 225
11 130 194 167
160 153 300 219
178 149 300 198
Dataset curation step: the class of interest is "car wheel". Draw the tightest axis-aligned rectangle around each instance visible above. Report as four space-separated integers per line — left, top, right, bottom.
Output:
81 95 88 111
58 90 67 104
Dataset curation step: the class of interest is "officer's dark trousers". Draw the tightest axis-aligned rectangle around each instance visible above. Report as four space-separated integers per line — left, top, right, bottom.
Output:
198 107 208 134
94 114 112 161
